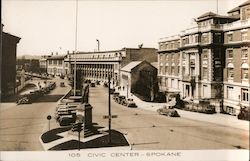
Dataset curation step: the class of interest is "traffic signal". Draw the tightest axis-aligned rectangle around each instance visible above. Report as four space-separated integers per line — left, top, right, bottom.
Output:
72 122 84 132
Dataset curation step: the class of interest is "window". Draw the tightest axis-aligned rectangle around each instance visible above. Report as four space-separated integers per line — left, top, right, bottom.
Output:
241 49 248 59
227 33 233 42
227 86 234 100
171 66 175 75
201 34 209 43
165 66 168 74
203 50 208 59
228 68 234 79
203 67 208 79
227 50 233 59
214 33 222 43
182 66 186 75
190 67 195 76
241 63 249 80
241 89 249 102
242 68 249 79
241 32 248 41
195 35 199 43
59 60 62 65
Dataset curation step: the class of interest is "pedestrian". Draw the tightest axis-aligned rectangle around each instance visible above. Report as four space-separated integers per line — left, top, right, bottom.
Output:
122 86 125 91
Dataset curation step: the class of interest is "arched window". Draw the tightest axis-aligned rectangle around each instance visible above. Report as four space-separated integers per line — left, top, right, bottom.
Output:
241 63 249 80
227 63 234 79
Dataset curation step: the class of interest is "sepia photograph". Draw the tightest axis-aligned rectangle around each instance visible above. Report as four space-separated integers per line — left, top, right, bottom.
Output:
0 0 249 160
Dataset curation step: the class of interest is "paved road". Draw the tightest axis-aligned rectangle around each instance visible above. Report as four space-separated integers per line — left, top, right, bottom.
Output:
0 77 70 151
89 85 249 150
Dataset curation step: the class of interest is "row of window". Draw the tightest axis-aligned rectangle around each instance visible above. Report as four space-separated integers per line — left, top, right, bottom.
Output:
227 48 248 59
227 68 249 80
226 31 248 42
74 52 123 59
227 87 249 102
48 60 63 65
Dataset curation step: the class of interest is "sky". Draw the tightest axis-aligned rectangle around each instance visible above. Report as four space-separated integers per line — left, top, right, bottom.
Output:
2 0 247 56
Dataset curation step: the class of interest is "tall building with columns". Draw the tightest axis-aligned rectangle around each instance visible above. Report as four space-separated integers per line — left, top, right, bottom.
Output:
65 47 157 86
158 0 250 114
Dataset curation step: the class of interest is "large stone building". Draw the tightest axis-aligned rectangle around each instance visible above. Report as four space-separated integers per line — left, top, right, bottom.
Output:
0 31 21 101
158 0 250 114
65 47 157 86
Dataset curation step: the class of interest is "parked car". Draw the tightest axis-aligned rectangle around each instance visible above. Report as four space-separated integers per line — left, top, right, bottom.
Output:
117 96 126 104
95 80 100 85
122 98 137 108
90 82 95 87
60 82 65 87
109 88 115 94
58 115 76 126
113 92 120 99
157 106 180 117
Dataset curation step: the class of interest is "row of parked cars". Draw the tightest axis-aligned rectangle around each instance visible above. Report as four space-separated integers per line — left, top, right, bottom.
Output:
112 92 137 108
16 82 56 105
55 96 82 126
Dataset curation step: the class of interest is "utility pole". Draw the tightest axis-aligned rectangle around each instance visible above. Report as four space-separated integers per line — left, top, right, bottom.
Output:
108 75 111 144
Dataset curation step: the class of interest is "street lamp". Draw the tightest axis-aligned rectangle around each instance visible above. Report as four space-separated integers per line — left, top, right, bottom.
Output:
126 82 129 98
96 39 100 52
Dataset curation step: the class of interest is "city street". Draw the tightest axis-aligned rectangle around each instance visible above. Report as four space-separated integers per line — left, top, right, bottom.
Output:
0 77 70 151
89 85 249 150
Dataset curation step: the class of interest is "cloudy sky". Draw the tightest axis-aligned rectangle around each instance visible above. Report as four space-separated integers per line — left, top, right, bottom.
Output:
2 0 247 56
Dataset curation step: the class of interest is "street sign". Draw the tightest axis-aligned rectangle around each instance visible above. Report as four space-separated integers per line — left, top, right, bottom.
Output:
47 115 52 120
103 115 118 119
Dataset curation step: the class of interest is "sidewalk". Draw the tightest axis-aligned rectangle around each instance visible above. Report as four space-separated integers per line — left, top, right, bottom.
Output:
115 87 249 131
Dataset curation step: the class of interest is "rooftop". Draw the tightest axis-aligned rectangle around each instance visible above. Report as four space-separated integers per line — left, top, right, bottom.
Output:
120 61 142 72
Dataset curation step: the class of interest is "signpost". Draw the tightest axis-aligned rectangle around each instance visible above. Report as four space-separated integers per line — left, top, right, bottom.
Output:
72 122 84 150
46 115 52 131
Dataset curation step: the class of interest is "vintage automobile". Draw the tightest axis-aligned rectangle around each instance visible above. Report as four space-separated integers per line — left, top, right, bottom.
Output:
60 82 65 87
58 115 76 126
122 98 137 108
117 96 126 104
113 92 120 99
90 82 96 87
157 106 180 117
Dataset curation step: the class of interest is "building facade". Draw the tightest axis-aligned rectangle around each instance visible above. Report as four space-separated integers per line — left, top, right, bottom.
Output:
158 0 250 114
120 61 158 101
0 32 21 101
46 55 69 77
65 47 157 86
223 1 250 115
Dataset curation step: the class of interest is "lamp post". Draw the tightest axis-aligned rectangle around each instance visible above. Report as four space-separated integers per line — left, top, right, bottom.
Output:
96 39 100 52
126 82 129 98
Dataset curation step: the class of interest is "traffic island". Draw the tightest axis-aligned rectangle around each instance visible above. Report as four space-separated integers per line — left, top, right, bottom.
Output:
40 123 130 151
48 130 129 150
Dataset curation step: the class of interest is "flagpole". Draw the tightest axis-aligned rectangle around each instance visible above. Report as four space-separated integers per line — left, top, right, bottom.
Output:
74 0 78 96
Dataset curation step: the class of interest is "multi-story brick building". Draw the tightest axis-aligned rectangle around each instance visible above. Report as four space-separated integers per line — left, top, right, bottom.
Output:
65 47 157 86
223 1 250 115
0 31 21 101
158 0 250 114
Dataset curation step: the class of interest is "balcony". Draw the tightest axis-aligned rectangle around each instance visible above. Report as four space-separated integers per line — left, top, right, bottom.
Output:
159 35 180 43
181 24 222 35
223 19 250 31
